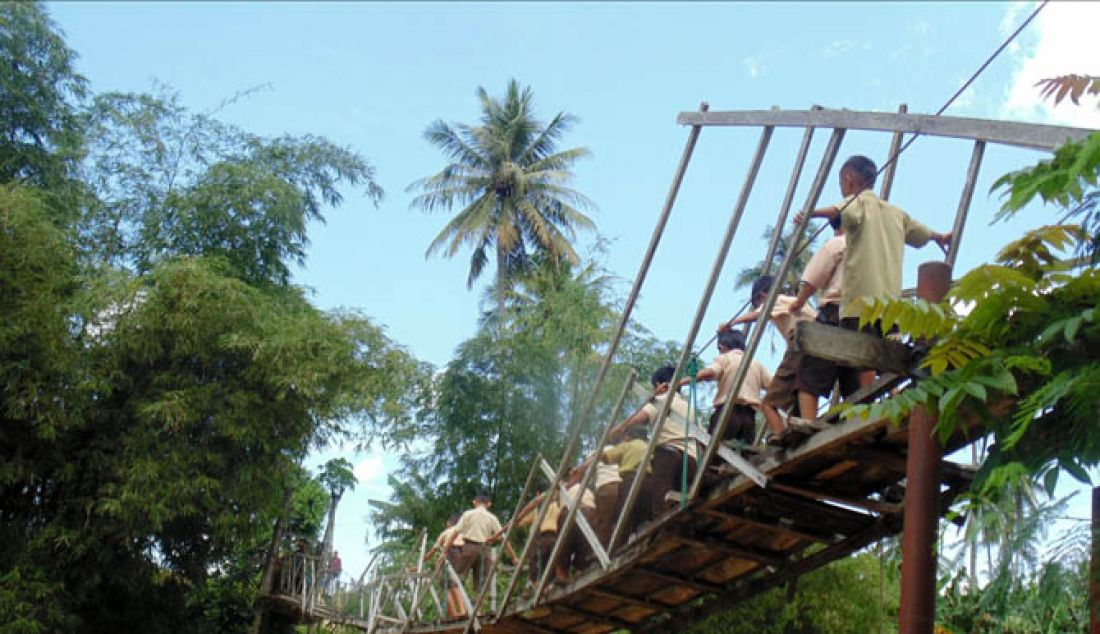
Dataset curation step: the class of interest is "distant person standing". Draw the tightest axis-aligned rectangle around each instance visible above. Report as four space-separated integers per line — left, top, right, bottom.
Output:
326 551 342 595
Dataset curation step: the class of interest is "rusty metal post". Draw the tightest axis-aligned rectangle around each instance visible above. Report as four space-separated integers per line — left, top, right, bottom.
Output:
898 260 952 634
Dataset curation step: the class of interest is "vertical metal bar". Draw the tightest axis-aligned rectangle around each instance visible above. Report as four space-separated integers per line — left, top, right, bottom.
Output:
548 102 709 500
534 372 636 601
758 108 820 279
496 456 562 618
688 127 846 501
461 459 541 634
945 140 985 268
879 104 908 201
899 261 951 634
609 125 775 554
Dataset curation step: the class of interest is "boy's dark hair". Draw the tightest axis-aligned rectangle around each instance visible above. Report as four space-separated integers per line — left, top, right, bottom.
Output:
447 513 462 525
717 329 745 351
473 492 491 504
625 424 648 440
841 155 877 188
750 275 775 306
650 365 676 387
828 213 842 231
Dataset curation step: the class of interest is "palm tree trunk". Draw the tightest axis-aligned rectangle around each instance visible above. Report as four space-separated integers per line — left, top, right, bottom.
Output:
496 245 506 324
250 483 295 634
321 492 342 560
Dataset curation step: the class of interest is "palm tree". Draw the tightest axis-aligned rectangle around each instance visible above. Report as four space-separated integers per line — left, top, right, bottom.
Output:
734 223 816 297
318 458 357 562
409 79 596 316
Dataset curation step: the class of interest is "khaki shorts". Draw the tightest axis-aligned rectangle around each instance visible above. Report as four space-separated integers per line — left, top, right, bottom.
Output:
763 347 800 411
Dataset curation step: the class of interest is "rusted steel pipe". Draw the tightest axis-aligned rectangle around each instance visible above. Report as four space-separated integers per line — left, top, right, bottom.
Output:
898 261 952 634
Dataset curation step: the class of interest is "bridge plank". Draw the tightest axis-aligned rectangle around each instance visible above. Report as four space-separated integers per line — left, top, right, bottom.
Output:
794 321 913 374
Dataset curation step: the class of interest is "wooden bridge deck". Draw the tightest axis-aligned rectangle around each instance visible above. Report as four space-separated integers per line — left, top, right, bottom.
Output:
331 390 978 634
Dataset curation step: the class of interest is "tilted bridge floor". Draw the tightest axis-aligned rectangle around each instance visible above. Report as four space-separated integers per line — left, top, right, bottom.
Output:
271 378 978 634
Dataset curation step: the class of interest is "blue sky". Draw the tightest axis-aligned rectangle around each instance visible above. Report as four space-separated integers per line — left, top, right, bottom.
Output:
50 1 1100 580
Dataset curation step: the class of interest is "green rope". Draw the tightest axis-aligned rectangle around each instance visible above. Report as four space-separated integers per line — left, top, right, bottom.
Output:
681 356 702 510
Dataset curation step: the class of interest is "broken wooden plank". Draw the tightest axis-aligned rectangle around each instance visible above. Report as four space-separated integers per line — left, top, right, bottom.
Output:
794 321 913 374
769 481 901 516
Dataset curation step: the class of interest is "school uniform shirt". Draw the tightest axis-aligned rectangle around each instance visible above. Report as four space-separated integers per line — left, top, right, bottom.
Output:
602 439 651 474
454 506 502 543
768 294 818 341
839 190 934 319
563 483 597 510
434 526 465 550
801 233 845 307
706 349 773 408
641 393 700 460
594 462 621 488
541 501 562 533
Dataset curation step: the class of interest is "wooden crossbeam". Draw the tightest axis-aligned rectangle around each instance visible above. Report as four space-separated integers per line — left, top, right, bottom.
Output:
637 566 724 594
675 535 787 568
769 481 901 516
587 587 661 610
794 322 913 374
698 508 834 543
554 603 637 629
676 108 1094 151
851 447 979 487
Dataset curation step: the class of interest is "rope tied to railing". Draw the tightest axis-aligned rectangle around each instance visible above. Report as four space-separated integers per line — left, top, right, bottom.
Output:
681 355 702 510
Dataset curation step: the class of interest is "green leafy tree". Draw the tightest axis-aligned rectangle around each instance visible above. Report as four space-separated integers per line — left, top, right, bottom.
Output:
409 79 596 314
0 1 87 216
683 552 900 634
374 257 679 549
79 87 383 284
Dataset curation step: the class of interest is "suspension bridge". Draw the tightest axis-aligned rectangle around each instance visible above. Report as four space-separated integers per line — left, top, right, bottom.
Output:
259 105 1095 633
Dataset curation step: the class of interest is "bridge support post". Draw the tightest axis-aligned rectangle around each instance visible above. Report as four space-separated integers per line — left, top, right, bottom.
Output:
899 261 951 634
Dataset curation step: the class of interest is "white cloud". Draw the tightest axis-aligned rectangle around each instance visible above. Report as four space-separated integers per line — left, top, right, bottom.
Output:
821 38 872 58
742 55 763 79
999 1 1100 128
353 454 384 484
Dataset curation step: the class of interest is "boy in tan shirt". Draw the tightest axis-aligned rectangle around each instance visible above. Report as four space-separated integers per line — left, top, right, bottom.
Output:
795 154 951 387
787 215 859 416
682 329 771 445
721 276 817 446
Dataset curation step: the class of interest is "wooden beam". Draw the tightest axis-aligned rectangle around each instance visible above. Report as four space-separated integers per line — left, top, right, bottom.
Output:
698 508 834 543
553 603 638 629
769 481 902 516
637 519 893 632
794 321 913 374
587 587 662 611
675 535 787 568
676 108 1094 151
637 566 724 595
